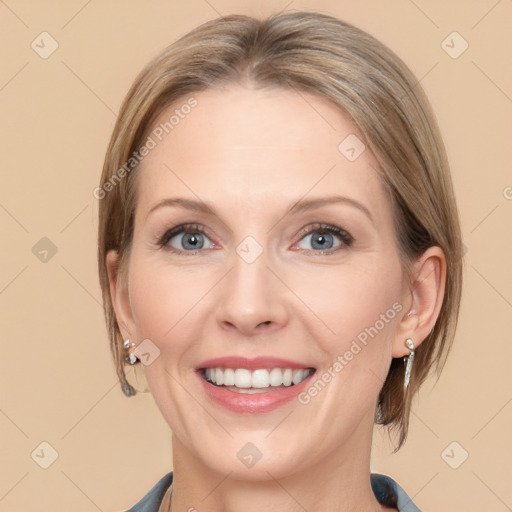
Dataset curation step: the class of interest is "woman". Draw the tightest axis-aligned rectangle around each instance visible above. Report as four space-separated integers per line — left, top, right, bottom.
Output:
97 11 463 512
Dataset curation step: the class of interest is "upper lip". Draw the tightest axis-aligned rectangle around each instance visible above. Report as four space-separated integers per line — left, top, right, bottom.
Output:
196 356 315 371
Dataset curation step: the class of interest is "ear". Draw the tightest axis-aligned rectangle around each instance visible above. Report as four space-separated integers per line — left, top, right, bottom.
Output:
392 246 447 357
106 250 135 341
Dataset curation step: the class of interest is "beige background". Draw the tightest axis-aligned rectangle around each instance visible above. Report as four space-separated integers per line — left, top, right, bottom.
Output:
1 0 511 510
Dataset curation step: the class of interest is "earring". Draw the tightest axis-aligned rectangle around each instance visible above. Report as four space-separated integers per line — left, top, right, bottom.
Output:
122 339 150 396
403 338 415 390
123 339 138 365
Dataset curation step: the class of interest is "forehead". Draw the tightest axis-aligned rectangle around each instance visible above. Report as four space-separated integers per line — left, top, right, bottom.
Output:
135 85 388 220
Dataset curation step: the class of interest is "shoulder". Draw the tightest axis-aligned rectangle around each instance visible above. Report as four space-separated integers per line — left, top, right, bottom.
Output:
371 473 421 512
124 472 173 512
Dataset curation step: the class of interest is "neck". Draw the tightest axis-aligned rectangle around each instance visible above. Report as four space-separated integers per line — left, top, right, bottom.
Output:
169 409 393 512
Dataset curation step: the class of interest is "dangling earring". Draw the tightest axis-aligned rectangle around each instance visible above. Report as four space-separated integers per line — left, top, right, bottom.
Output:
403 338 415 390
122 339 150 395
123 339 138 365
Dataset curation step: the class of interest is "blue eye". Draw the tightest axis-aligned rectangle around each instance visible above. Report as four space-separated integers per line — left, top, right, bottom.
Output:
296 224 354 253
159 224 214 253
299 231 339 250
171 232 210 251
158 223 354 255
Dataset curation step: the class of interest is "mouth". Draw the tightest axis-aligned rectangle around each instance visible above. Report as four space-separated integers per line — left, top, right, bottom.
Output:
195 355 317 413
199 367 316 394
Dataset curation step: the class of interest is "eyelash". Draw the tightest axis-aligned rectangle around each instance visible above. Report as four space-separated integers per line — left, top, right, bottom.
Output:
157 222 354 255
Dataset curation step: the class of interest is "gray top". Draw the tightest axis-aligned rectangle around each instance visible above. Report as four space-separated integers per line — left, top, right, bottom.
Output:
126 471 421 511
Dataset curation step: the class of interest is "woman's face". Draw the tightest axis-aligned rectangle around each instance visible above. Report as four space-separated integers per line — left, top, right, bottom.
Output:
112 85 412 479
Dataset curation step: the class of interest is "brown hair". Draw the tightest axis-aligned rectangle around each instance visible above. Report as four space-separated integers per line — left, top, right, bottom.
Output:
97 11 463 450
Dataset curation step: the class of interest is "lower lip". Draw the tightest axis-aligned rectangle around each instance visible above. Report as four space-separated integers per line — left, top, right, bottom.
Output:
196 370 315 414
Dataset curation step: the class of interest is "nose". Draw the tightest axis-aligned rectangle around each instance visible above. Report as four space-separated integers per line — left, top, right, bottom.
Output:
215 249 289 337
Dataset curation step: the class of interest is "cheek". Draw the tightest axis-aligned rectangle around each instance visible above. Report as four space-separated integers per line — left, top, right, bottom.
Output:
127 256 193 343
295 264 402 417
288 258 402 352
127 254 223 357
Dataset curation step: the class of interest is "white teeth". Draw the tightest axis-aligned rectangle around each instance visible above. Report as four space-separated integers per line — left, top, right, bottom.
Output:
292 369 305 385
252 369 269 388
282 368 293 386
234 369 252 388
223 368 235 386
204 367 313 388
269 368 283 386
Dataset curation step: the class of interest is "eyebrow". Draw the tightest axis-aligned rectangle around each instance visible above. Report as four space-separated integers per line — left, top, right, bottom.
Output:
146 195 373 223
